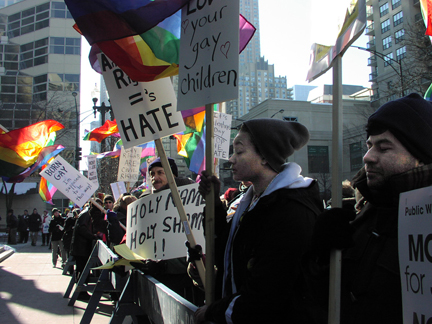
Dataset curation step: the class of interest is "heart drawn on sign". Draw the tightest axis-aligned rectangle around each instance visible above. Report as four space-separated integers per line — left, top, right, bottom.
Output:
182 19 189 33
220 42 231 59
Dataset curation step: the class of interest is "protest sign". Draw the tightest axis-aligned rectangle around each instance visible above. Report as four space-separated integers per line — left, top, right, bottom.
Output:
214 111 232 160
110 181 127 202
40 156 97 207
178 0 239 110
98 53 185 149
399 186 432 323
87 155 98 186
126 183 206 260
117 146 142 182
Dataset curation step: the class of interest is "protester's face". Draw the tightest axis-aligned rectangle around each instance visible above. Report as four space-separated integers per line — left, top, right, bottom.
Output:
363 130 421 190
229 130 266 182
24 211 28 215
54 211 60 217
33 209 37 214
150 166 168 190
104 200 114 210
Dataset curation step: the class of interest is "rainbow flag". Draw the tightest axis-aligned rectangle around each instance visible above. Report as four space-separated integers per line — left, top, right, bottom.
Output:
39 160 57 205
84 13 255 81
5 144 65 183
83 119 119 142
174 106 217 174
0 120 64 178
425 82 432 102
420 0 432 37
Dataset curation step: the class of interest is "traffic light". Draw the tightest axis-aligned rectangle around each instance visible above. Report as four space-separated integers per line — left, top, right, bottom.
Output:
75 147 82 161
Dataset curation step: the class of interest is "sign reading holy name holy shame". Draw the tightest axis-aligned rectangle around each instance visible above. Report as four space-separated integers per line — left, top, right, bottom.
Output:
399 186 432 324
178 0 239 111
98 53 185 149
126 183 206 260
40 156 97 208
117 146 142 182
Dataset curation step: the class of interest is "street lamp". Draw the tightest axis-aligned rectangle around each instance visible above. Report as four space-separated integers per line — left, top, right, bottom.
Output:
270 109 285 118
353 46 404 97
92 97 113 152
72 92 80 170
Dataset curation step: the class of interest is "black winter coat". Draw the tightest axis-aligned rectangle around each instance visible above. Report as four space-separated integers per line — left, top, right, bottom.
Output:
28 213 41 231
206 181 323 324
49 216 65 241
70 209 95 257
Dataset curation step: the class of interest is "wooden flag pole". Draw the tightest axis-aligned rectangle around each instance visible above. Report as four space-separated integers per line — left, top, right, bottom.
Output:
204 103 216 304
154 138 206 288
328 54 343 324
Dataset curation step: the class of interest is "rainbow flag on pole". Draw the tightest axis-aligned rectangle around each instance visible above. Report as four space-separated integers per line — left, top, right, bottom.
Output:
0 120 64 178
83 119 119 142
39 160 57 205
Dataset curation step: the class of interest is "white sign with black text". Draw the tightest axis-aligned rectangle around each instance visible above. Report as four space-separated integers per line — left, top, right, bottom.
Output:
87 155 99 186
399 186 432 324
178 0 240 110
40 156 97 207
117 146 142 182
126 183 206 260
214 111 232 160
98 53 185 149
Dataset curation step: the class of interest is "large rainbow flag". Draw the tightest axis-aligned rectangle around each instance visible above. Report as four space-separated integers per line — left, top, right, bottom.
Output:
0 120 64 178
65 0 256 81
39 159 58 205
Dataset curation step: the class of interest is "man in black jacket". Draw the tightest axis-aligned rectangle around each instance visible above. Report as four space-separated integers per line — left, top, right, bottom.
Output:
6 209 18 245
28 208 41 246
314 94 432 324
49 208 67 268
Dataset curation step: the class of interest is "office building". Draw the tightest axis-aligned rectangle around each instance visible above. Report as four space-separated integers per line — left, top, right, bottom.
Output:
365 0 430 106
0 0 81 214
226 0 292 119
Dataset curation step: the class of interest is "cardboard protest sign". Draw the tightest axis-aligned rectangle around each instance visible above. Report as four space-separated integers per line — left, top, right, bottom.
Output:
117 146 142 182
399 186 432 323
110 181 127 202
87 155 99 186
40 156 97 207
98 53 185 149
214 111 232 160
127 183 206 260
178 0 239 110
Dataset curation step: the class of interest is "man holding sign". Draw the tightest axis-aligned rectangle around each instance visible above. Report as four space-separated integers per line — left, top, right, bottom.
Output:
313 94 432 324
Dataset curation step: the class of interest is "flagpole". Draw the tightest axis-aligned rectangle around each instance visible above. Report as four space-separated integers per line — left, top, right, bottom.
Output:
204 103 216 305
154 138 206 288
329 54 343 324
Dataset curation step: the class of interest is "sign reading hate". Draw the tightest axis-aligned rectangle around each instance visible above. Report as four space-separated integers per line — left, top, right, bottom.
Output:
40 156 97 208
98 53 185 149
398 186 432 324
178 0 239 111
126 183 206 260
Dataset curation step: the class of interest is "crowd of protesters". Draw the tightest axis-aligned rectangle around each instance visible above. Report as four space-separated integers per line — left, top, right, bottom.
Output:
2 93 430 323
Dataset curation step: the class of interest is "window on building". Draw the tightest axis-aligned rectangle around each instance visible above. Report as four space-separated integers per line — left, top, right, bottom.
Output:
308 146 329 173
350 142 364 171
51 2 73 19
384 52 394 66
381 19 390 33
392 0 401 9
382 36 392 50
393 11 403 27
396 46 406 61
49 37 80 55
395 29 405 44
379 3 389 17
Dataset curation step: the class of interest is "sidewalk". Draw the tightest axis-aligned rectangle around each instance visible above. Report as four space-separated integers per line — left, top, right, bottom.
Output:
0 236 114 324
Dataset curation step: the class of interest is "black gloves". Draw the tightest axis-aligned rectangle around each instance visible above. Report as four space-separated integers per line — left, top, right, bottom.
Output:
185 241 203 263
311 208 356 261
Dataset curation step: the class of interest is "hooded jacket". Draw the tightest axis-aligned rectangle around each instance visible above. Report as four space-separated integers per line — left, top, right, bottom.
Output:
205 163 323 324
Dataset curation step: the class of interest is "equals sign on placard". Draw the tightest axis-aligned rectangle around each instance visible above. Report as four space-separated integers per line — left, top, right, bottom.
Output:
129 92 143 106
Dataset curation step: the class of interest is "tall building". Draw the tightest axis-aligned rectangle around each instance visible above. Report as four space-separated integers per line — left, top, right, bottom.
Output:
365 0 429 106
0 0 81 211
226 0 292 119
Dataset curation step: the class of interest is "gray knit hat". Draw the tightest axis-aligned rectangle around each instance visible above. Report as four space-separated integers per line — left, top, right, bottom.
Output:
243 118 310 172
367 93 432 164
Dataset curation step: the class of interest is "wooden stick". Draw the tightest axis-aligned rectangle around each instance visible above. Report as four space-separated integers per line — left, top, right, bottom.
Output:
154 138 206 288
204 103 216 304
